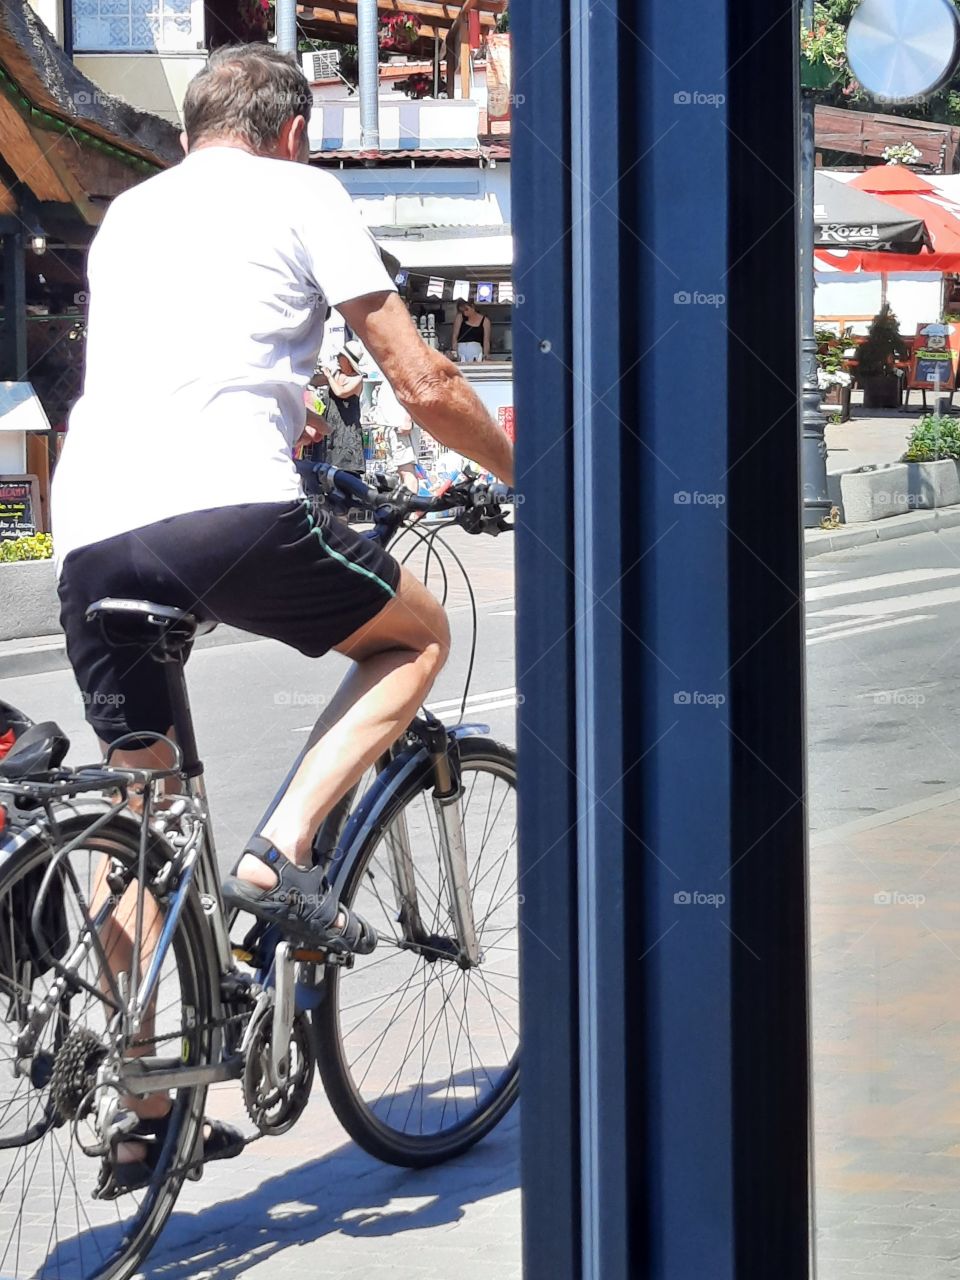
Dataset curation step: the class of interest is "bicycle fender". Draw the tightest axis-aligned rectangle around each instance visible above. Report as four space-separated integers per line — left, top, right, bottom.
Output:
327 723 490 896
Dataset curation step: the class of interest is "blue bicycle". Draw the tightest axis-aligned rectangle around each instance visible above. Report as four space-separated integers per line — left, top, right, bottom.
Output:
0 466 518 1280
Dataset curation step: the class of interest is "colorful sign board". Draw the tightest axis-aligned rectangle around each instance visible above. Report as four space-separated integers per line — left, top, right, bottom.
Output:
909 322 960 391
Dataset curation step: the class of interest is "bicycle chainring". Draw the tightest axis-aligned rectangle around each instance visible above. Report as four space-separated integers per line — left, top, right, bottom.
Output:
242 1006 315 1136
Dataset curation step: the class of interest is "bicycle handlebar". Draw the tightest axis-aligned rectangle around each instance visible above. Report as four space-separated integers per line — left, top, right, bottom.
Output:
311 462 515 534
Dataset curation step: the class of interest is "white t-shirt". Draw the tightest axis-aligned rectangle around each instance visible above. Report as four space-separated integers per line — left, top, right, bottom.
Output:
51 145 394 567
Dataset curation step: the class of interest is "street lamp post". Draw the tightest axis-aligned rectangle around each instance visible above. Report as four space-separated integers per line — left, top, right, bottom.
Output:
799 0 832 528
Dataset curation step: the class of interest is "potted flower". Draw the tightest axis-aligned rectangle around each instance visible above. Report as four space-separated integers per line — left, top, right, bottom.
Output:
396 72 434 100
849 306 910 409
816 327 853 404
883 142 923 166
799 3 846 90
379 12 420 52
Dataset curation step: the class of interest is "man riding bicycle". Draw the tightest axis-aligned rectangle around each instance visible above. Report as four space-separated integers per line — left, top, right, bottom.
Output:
50 42 513 1189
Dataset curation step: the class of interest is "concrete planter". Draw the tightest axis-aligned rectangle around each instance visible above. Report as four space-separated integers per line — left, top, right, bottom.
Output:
839 459 960 524
0 559 60 641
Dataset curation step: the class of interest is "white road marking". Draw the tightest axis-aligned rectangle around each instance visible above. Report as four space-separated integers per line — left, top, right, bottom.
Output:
490 609 517 617
805 569 841 579
428 686 516 711
436 696 519 721
291 686 519 733
805 615 930 646
806 616 884 638
812 584 960 620
805 568 960 603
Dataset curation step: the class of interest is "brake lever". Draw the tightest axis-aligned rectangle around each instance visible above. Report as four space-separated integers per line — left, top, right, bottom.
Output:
458 506 511 537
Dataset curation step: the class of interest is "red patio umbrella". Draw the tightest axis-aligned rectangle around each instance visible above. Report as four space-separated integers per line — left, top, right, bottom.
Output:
816 166 960 273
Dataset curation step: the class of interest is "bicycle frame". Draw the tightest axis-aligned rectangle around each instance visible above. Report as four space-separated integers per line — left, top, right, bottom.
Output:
4 489 503 1100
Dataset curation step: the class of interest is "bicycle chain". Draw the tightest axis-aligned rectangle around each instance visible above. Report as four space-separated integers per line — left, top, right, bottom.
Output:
126 1007 251 1053
108 1005 267 1192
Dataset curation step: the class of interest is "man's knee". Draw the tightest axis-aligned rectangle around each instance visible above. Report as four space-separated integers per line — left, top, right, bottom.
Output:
422 603 451 671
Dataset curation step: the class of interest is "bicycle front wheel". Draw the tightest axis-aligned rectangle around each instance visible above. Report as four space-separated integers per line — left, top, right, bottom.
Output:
0 809 215 1280
313 737 519 1166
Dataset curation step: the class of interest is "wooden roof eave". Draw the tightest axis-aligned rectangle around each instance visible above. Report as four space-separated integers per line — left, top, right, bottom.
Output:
297 0 502 41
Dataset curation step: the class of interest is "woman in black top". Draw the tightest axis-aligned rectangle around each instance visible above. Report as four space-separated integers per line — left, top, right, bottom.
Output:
453 301 490 363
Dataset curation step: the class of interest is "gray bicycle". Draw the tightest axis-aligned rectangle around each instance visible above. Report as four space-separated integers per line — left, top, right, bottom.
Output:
0 468 519 1280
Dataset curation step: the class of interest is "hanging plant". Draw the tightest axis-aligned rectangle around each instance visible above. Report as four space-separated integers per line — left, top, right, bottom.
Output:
396 72 433 100
379 12 420 52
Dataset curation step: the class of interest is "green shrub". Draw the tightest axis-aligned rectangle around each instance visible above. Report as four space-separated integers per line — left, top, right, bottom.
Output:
0 533 54 563
902 416 960 463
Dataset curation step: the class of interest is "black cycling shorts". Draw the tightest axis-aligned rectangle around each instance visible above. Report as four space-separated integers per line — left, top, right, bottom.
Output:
57 501 401 744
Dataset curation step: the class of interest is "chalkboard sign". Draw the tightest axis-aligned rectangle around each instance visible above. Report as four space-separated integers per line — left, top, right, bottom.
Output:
0 476 39 542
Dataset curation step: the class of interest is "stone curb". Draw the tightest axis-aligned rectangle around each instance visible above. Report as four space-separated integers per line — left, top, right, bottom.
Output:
804 504 960 558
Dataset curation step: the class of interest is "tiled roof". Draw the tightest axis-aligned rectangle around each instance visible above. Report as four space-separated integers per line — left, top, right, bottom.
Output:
311 141 510 163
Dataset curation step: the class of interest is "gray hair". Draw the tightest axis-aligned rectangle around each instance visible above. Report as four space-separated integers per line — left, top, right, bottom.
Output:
183 44 312 153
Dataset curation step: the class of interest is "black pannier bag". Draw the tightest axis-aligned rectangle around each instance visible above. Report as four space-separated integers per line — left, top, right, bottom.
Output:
0 701 70 987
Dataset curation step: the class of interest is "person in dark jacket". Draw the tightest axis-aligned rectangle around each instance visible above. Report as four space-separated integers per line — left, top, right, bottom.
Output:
318 339 366 475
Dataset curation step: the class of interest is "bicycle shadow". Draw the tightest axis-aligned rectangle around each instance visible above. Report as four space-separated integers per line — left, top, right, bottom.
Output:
43 1080 519 1279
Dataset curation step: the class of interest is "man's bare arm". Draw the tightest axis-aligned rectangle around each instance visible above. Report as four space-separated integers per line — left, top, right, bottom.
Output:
340 292 514 484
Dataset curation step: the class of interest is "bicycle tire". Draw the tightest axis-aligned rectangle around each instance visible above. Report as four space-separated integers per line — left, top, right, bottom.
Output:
313 737 520 1167
0 807 217 1280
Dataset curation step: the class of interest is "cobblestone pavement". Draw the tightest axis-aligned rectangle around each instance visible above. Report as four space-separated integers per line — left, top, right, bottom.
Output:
812 792 960 1277
135 1083 520 1279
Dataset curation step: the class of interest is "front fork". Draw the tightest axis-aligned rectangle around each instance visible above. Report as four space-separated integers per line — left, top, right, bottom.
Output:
389 716 480 968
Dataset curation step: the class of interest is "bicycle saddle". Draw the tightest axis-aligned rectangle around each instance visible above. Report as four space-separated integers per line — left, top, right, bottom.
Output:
0 720 69 780
86 598 217 660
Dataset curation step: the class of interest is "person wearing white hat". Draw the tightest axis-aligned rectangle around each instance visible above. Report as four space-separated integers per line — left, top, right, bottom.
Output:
317 339 366 475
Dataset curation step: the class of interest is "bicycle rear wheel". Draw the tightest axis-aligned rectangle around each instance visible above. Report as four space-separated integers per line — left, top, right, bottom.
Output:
0 809 215 1280
313 737 519 1166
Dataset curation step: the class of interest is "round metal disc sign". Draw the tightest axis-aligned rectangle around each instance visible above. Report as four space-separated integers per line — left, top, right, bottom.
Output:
846 0 960 102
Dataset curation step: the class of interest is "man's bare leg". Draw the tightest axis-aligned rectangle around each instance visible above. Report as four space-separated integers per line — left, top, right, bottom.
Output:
88 737 175 1159
239 566 449 886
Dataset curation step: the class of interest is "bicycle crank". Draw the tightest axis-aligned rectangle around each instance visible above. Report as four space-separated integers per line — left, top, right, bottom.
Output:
242 1002 314 1136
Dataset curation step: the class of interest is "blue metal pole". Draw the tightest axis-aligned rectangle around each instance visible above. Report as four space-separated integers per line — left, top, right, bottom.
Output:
513 0 810 1276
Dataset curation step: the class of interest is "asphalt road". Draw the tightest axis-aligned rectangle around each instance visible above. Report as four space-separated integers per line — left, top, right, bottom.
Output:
4 524 960 845
0 600 519 879
805 525 960 832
